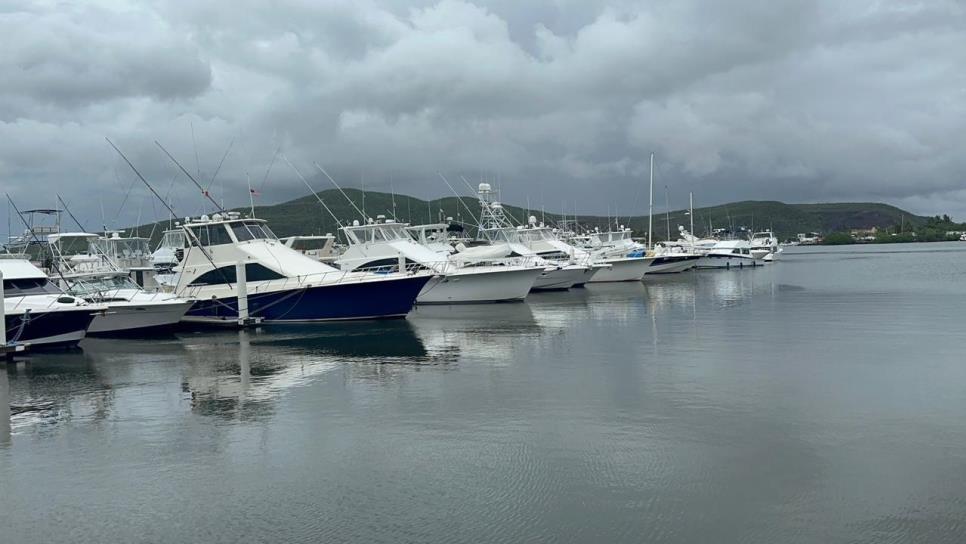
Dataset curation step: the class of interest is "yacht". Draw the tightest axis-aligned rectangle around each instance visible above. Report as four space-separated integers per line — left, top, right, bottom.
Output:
1 255 104 347
46 232 193 334
515 219 610 285
646 243 702 274
162 212 432 323
749 231 781 262
572 229 654 282
467 184 592 290
694 240 761 269
334 218 543 304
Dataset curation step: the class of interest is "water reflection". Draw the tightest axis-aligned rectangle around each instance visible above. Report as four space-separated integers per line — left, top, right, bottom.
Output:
410 303 541 363
1 365 10 446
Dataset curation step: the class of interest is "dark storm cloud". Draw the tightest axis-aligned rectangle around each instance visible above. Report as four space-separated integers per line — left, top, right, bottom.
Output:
1 0 965 229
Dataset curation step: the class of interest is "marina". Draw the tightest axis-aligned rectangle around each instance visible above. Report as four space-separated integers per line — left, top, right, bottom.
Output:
3 243 966 543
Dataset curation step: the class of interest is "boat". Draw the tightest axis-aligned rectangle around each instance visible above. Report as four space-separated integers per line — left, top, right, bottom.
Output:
571 229 654 282
750 230 782 262
1 255 104 347
162 212 433 323
515 219 610 285
333 218 542 304
694 240 762 269
468 184 591 290
46 232 193 335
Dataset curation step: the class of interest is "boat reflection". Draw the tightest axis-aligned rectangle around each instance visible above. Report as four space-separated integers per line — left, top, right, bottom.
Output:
2 351 117 435
409 302 542 363
180 321 437 420
1 365 10 446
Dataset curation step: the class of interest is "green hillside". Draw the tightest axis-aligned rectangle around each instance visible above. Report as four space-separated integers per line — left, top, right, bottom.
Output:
128 190 928 244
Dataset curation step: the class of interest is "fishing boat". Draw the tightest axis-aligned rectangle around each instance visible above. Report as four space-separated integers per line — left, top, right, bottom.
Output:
164 212 432 323
46 232 193 334
467 184 592 290
515 219 610 285
334 217 543 304
1 255 104 347
572 229 654 282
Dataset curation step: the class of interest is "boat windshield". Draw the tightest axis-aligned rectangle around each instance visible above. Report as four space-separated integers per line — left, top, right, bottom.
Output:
482 228 521 244
347 224 412 244
161 230 186 249
289 237 333 251
2 277 61 297
68 275 139 296
229 221 278 242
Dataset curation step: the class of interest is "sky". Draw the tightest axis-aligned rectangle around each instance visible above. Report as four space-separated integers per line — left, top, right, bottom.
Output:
2 0 965 233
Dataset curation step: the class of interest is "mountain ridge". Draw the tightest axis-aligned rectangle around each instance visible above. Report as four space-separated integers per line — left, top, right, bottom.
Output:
127 189 928 244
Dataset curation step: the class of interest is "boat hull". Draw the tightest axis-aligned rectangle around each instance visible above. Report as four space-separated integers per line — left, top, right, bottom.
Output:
643 255 701 275
416 267 541 304
4 308 97 348
587 258 650 282
183 274 432 324
532 266 589 290
695 254 762 269
87 301 193 335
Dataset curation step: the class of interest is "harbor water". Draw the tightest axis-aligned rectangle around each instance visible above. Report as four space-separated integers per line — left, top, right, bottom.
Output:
2 242 966 543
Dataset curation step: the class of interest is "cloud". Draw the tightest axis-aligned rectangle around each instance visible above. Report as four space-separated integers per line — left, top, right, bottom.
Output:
1 0 965 229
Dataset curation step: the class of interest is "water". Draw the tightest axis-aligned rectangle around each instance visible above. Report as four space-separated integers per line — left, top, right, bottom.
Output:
3 242 966 543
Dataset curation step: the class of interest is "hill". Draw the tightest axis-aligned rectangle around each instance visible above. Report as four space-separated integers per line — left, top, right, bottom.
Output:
126 189 928 244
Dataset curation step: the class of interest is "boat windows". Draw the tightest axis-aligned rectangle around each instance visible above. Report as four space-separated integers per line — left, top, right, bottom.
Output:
230 221 277 242
189 225 234 247
188 263 285 286
3 277 61 297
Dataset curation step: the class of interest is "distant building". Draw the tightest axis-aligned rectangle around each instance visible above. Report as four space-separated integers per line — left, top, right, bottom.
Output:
850 227 878 242
797 232 822 245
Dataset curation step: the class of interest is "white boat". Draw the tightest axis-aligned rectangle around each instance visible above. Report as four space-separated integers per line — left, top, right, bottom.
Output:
750 230 781 262
470 184 591 290
46 232 192 335
694 240 762 269
332 218 543 304
572 229 654 282
162 212 432 323
515 220 609 285
1 255 104 347
646 244 702 274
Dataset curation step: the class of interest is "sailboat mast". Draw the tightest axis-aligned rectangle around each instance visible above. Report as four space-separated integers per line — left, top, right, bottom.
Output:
648 152 654 249
665 185 670 242
689 192 695 251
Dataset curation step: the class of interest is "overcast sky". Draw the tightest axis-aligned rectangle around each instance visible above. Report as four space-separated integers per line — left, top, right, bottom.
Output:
2 0 965 232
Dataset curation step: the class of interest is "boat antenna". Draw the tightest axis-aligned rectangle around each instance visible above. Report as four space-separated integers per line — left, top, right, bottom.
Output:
106 138 179 220
648 152 654 249
246 172 256 217
56 195 87 232
389 175 397 220
361 172 366 218
106 137 227 288
281 155 344 229
260 146 280 192
314 162 365 220
206 138 233 193
154 140 224 212
439 173 479 225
